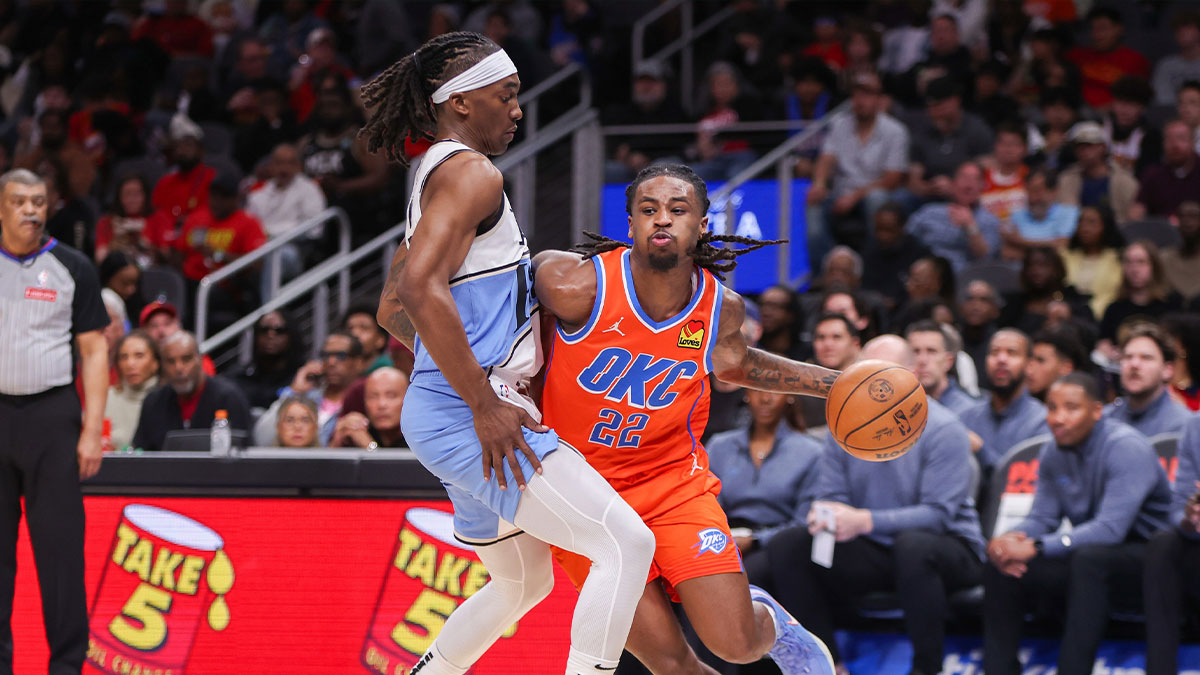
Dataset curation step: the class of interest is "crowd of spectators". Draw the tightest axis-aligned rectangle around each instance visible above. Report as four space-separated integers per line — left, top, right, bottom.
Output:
630 5 1200 671
14 0 1200 671
20 0 607 355
26 0 605 453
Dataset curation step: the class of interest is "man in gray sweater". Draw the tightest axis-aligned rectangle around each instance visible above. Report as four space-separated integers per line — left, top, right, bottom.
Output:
1105 322 1193 438
960 329 1049 471
766 336 986 675
1143 414 1200 675
983 372 1171 675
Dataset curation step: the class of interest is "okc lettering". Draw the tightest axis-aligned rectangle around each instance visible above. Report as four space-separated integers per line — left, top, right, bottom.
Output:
577 347 699 409
693 528 729 556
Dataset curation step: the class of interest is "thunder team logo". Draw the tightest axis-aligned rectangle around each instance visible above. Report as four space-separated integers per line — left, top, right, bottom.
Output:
692 528 729 557
677 320 705 350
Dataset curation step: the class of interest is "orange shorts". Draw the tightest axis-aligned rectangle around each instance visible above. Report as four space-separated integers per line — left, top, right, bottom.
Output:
552 489 743 602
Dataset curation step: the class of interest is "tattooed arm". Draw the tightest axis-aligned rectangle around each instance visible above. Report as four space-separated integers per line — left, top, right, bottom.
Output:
377 245 417 352
711 287 839 397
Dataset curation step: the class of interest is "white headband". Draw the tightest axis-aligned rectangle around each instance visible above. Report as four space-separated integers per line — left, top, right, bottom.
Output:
431 50 518 104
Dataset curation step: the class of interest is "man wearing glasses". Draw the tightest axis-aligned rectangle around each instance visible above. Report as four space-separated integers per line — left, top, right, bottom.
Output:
253 331 367 446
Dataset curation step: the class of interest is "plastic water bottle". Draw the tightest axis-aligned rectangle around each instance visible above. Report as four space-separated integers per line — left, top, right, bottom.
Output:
210 410 231 457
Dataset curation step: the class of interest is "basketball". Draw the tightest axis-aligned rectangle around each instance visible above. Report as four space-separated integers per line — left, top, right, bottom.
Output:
826 359 928 462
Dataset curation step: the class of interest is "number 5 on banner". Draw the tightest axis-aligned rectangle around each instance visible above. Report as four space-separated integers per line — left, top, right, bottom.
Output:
109 583 172 651
391 588 516 655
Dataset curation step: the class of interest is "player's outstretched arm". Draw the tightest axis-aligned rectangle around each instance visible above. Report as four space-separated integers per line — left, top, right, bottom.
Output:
531 249 598 331
397 153 545 489
378 244 416 352
711 287 839 397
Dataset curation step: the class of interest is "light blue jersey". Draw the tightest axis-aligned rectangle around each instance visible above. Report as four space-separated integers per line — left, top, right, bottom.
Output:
400 140 560 544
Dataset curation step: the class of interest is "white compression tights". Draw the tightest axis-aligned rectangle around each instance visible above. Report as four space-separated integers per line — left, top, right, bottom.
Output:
414 446 654 675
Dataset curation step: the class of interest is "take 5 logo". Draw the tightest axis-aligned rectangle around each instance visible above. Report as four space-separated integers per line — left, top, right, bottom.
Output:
576 346 699 410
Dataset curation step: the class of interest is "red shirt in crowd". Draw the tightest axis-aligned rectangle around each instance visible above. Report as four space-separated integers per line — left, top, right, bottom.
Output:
803 42 846 70
1067 46 1149 109
175 207 267 281
69 102 133 149
131 14 213 57
981 165 1030 223
152 164 216 227
1174 385 1200 412
1024 0 1077 23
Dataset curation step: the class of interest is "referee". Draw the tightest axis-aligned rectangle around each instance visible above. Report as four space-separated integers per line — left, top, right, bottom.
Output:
0 169 107 673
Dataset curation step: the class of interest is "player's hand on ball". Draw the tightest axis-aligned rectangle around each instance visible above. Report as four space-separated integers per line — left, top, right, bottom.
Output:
473 395 547 491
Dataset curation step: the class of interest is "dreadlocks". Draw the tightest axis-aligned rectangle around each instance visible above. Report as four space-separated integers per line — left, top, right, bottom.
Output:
572 165 784 280
359 32 498 166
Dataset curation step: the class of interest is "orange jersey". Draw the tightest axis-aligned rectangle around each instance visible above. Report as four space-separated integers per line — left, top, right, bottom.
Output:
981 166 1029 223
542 249 724 511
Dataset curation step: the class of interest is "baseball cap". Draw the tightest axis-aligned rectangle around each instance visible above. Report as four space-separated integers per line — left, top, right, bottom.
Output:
169 113 204 142
1067 121 1106 145
140 300 178 326
209 172 240 197
102 11 132 30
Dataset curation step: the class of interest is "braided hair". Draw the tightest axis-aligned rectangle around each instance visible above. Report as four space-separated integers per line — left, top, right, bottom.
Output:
572 165 784 280
359 32 499 166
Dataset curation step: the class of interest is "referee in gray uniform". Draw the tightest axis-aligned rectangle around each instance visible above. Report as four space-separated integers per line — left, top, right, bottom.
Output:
0 169 107 674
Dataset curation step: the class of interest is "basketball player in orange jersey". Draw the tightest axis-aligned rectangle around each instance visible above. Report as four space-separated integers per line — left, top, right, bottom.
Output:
532 164 840 674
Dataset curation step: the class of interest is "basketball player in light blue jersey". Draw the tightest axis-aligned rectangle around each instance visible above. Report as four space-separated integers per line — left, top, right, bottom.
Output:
363 33 654 675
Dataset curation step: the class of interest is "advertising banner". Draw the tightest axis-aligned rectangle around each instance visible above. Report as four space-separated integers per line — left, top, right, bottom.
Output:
11 495 1197 673
12 497 575 674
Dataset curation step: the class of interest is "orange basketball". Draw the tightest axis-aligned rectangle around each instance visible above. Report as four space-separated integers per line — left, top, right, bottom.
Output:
826 359 928 462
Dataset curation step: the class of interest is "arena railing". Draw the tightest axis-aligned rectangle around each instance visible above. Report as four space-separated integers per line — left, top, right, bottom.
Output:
706 103 848 288
631 0 737 116
592 103 848 288
194 207 351 348
195 63 597 368
197 109 601 366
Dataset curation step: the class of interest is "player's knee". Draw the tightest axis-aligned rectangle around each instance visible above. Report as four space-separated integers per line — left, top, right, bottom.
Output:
624 519 656 567
703 628 762 665
608 502 656 561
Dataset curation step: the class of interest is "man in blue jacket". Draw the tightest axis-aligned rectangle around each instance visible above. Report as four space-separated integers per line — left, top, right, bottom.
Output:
960 328 1049 471
1105 322 1192 438
1143 414 1200 675
983 371 1171 675
766 336 986 675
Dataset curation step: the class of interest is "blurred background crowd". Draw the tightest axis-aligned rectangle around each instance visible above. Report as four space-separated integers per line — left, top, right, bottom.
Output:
10 1 1200 671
